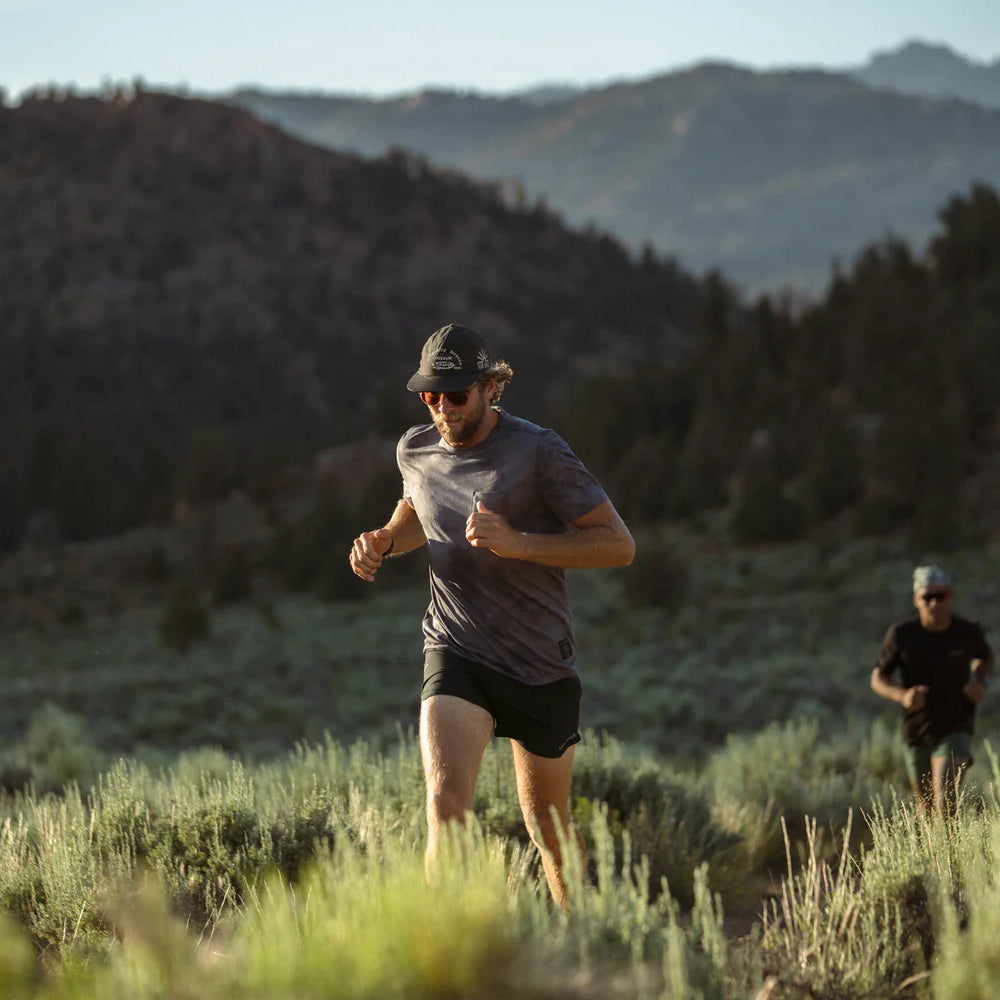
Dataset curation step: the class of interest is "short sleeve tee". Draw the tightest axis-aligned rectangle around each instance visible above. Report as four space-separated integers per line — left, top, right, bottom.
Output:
397 410 609 684
875 615 992 745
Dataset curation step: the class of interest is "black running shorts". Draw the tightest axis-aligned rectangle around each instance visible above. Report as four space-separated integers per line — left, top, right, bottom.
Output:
421 648 582 759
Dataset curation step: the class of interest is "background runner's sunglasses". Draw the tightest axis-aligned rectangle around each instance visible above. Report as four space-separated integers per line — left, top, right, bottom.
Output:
419 388 474 406
919 591 951 604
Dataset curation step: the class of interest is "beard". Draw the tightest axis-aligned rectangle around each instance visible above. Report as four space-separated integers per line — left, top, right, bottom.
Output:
432 390 489 445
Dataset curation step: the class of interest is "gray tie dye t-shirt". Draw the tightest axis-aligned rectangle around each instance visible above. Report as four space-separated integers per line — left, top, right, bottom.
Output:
398 410 609 684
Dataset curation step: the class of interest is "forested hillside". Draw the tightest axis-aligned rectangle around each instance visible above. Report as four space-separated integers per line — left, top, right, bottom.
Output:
574 183 1000 553
0 90 699 552
3 90 1000 568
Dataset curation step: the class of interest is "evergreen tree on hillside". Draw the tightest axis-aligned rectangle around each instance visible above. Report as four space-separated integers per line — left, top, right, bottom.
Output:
931 184 1000 286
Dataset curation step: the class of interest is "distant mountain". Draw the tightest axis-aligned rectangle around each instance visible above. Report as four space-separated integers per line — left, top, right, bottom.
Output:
505 83 584 107
853 40 1000 108
0 91 700 548
229 64 1000 294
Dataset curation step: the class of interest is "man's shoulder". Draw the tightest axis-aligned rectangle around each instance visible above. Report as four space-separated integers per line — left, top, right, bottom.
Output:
949 615 987 639
496 413 580 458
398 423 440 451
889 617 923 641
496 411 552 439
950 614 978 628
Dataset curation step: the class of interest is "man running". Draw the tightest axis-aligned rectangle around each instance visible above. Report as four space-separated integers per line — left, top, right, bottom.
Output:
349 324 634 906
871 564 994 815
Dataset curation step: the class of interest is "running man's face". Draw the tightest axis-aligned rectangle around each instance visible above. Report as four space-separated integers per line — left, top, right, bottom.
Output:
914 589 953 631
423 378 495 446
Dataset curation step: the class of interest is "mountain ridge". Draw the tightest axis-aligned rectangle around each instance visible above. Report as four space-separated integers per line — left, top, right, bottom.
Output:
854 40 1000 107
229 55 1000 294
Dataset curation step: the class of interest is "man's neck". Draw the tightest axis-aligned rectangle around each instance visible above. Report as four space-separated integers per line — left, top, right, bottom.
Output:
921 616 952 633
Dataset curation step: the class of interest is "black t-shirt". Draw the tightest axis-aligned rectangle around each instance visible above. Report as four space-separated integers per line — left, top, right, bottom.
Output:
875 615 993 746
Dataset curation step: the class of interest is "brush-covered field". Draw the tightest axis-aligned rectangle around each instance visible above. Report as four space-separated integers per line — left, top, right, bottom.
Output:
3 524 999 766
1 528 999 997
1 725 1000 998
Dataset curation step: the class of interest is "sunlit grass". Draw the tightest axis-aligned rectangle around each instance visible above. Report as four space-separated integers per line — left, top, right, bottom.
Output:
0 729 999 997
2 533 1000 995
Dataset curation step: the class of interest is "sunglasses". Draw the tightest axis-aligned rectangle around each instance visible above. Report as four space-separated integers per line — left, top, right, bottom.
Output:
419 387 476 407
919 591 951 604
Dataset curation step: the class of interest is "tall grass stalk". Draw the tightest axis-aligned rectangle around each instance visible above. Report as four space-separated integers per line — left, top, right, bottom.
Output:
762 812 908 998
931 810 1000 998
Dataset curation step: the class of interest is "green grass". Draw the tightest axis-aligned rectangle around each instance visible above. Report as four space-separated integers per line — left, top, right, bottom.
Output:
1 529 999 994
4 530 1000 768
0 731 999 997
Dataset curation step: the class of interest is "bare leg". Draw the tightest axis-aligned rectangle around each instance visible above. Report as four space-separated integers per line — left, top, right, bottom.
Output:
511 742 585 910
931 755 969 818
910 772 933 816
419 695 494 880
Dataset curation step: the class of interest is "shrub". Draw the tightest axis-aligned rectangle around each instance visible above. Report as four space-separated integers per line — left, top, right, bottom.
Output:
267 495 366 600
729 477 807 544
619 535 690 612
852 490 912 536
211 544 254 604
669 408 737 516
142 766 271 923
907 490 968 552
761 814 912 997
0 704 106 793
143 544 170 582
158 579 210 652
706 717 890 870
611 434 678 524
572 737 741 908
24 704 104 791
799 416 862 521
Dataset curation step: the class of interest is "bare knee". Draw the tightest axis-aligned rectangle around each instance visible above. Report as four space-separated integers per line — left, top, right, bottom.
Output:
426 786 471 828
932 757 968 816
522 803 571 854
911 777 932 814
524 809 555 850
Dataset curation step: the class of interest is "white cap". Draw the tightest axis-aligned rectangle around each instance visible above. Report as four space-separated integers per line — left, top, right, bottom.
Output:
913 565 952 593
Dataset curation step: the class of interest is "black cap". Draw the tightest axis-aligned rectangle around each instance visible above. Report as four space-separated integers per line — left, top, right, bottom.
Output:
406 324 492 392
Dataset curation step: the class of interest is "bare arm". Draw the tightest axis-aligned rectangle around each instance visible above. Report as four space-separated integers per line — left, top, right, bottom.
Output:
870 667 927 710
964 652 995 704
972 653 995 685
466 498 635 569
349 499 426 582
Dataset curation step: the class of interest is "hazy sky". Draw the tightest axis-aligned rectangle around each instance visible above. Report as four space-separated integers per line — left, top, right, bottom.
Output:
2 0 998 100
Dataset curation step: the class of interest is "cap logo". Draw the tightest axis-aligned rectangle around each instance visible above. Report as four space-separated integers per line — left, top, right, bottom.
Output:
431 349 463 372
476 348 489 370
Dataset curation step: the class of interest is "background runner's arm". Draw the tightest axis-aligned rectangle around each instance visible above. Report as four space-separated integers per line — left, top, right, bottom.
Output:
971 653 995 686
963 652 993 704
870 667 927 709
466 498 634 569
870 667 906 705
